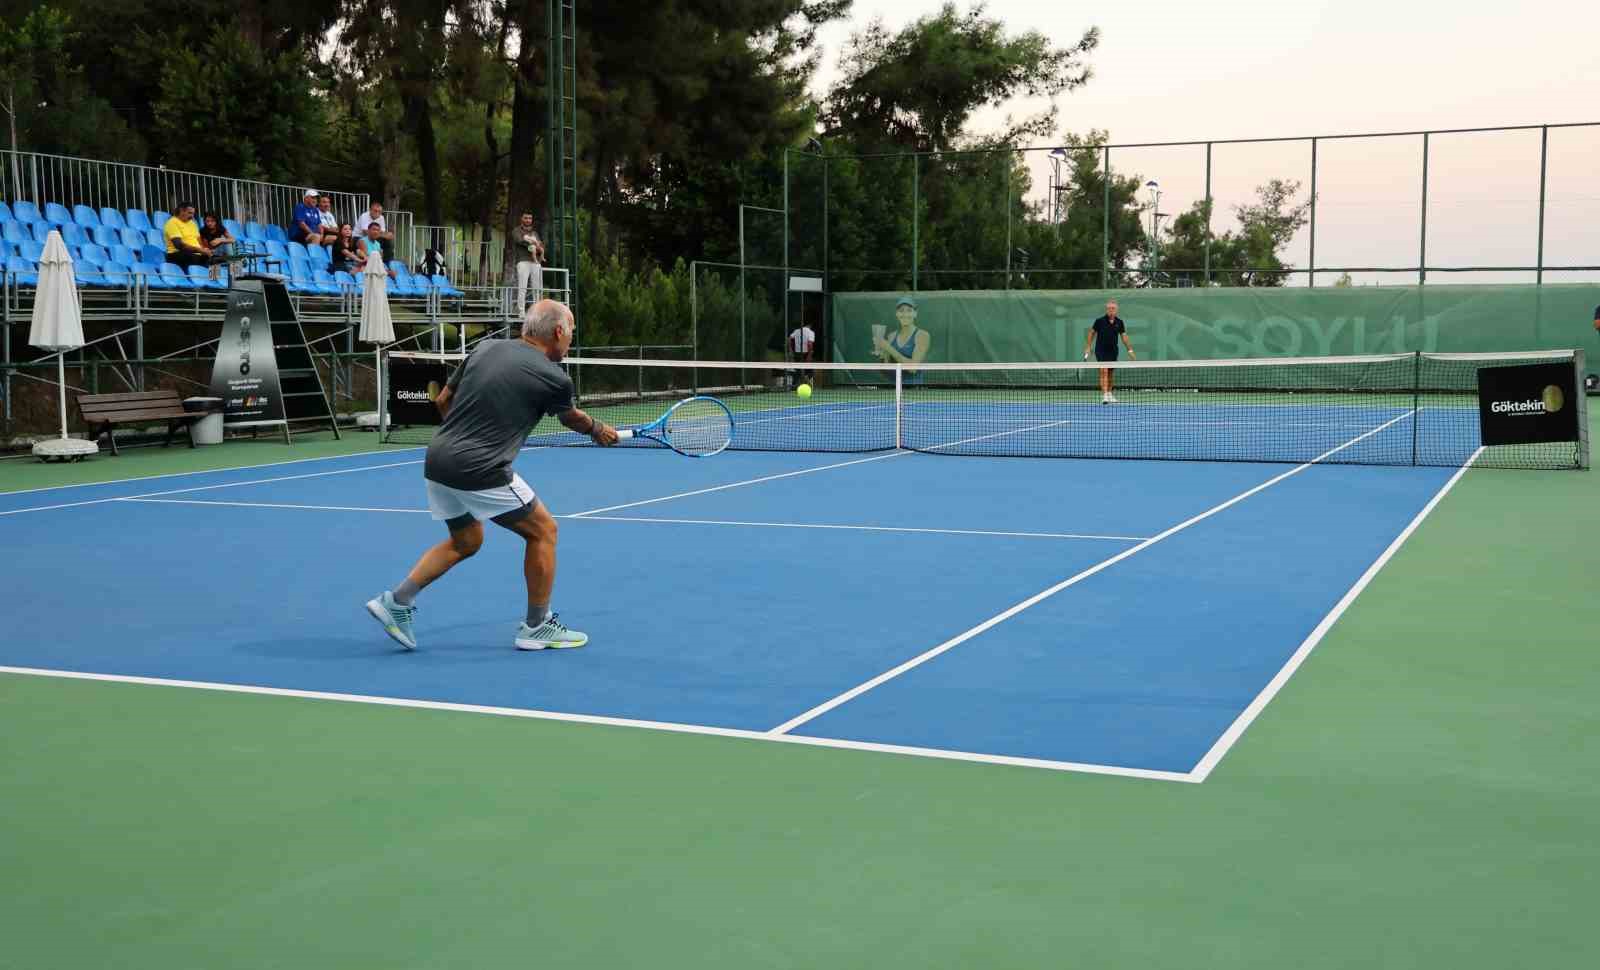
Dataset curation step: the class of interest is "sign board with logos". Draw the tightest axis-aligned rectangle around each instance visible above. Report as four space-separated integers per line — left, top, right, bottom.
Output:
386 354 454 428
208 280 286 428
1476 361 1580 447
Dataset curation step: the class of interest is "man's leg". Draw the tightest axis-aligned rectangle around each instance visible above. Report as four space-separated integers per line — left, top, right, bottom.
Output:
515 261 532 312
503 501 586 650
404 519 485 593
366 516 482 649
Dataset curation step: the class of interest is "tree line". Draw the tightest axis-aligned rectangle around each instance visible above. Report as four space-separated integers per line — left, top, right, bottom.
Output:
0 1 1311 335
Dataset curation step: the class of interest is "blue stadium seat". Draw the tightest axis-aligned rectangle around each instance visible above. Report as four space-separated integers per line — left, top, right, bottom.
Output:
109 244 134 266
243 221 267 241
141 244 167 267
130 261 168 289
0 201 13 223
124 209 152 232
264 224 287 244
91 226 122 249
431 274 463 297
187 265 227 290
265 240 289 261
77 244 106 267
20 241 43 262
145 228 164 249
306 243 330 265
158 263 195 289
98 207 126 230
388 263 422 297
310 268 341 295
44 202 72 226
223 218 245 240
285 261 315 294
58 223 86 247
286 241 310 263
31 221 57 244
73 204 100 228
6 256 38 286
13 201 42 224
2 221 28 245
121 227 146 250
333 270 359 290
83 260 131 288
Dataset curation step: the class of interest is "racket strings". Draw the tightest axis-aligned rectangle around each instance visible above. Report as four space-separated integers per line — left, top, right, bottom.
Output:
663 400 734 456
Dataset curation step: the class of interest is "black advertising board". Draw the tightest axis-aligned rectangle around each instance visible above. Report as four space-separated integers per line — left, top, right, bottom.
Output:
1477 362 1579 446
208 280 286 427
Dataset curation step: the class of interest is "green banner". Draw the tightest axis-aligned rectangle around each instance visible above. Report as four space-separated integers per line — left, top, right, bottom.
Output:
831 285 1600 363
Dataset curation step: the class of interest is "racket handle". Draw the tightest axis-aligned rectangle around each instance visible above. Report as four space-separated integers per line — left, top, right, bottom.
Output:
615 429 635 440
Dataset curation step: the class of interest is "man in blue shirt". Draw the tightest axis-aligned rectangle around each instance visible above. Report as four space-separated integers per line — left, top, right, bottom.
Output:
1082 299 1136 403
291 189 322 246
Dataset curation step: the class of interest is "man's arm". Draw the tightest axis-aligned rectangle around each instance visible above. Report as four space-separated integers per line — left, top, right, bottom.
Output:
559 407 618 445
1083 326 1095 359
1121 328 1136 359
434 385 453 418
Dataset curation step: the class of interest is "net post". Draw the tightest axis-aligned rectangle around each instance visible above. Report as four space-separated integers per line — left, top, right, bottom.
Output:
1411 350 1421 465
1574 349 1590 469
377 346 389 445
894 363 903 450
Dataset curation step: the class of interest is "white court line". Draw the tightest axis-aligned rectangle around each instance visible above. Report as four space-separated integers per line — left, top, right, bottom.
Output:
566 451 909 517
566 418 1080 517
0 444 427 499
1186 445 1484 782
768 409 1416 739
0 665 1192 783
110 497 1142 542
121 497 429 514
572 515 1147 542
0 457 427 517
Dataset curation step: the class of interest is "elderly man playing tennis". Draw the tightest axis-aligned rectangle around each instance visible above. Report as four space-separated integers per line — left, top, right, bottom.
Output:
367 299 619 652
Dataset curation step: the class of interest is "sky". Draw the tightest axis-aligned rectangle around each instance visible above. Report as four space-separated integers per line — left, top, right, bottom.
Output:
803 0 1600 284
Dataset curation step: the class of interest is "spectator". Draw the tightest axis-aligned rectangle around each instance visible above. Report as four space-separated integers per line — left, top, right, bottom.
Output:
787 317 816 387
513 211 544 311
198 212 235 280
354 201 394 260
417 247 446 277
164 201 210 269
290 190 323 247
329 223 362 272
359 221 397 279
315 195 341 248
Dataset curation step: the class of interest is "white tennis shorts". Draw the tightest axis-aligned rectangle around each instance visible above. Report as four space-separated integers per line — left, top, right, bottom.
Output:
425 473 537 524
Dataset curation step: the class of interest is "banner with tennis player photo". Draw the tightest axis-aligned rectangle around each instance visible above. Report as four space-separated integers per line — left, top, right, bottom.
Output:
208 283 285 426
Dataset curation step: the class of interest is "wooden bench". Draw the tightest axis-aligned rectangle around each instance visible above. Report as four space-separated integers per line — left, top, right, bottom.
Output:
77 389 206 455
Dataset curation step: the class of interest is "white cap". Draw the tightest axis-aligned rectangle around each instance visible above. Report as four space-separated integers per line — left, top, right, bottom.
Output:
304 189 319 198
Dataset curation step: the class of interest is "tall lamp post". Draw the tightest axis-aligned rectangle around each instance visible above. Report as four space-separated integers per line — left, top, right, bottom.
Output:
1145 179 1164 284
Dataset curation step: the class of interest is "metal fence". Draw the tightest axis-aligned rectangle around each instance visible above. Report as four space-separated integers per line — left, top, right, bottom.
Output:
782 121 1600 291
1 149 369 235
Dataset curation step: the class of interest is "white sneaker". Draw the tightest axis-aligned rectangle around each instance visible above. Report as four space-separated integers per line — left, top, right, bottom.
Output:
1106 392 1118 403
1100 391 1111 404
514 614 589 651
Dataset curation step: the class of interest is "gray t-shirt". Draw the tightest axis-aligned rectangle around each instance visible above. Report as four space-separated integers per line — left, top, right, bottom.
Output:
423 340 574 490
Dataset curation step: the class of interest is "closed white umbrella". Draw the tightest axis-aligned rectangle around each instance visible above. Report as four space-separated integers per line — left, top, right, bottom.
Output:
28 231 97 460
358 246 396 433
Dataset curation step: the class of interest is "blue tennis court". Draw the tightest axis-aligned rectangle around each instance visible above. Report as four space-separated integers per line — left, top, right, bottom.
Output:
0 438 1464 781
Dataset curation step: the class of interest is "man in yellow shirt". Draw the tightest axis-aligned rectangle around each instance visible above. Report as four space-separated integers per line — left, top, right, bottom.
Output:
163 201 210 269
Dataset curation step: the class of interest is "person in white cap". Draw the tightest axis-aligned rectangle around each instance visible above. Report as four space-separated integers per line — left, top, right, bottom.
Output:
291 190 323 247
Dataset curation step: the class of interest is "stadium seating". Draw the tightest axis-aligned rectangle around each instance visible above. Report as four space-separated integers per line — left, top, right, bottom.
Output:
158 263 195 289
91 226 122 249
124 208 152 232
108 244 134 266
20 241 43 262
243 221 266 241
144 227 164 249
44 202 73 226
129 261 168 288
13 201 42 224
0 201 13 223
431 274 463 297
73 204 100 228
223 218 245 240
59 223 86 247
265 224 288 244
78 243 108 266
2 221 28 245
5 256 39 285
121 227 146 250
98 207 126 230
187 265 227 291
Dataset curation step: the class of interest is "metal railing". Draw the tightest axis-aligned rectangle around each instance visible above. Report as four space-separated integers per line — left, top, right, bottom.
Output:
1 149 369 235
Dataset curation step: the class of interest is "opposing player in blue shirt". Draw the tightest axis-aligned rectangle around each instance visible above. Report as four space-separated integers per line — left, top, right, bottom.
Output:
1083 299 1136 403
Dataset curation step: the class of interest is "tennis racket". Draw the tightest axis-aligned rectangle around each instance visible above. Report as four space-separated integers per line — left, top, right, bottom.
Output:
615 396 734 457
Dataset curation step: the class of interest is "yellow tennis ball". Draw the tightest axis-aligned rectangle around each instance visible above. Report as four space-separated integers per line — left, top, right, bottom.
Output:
797 383 812 399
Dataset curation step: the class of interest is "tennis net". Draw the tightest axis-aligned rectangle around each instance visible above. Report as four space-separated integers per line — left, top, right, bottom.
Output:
379 348 1590 469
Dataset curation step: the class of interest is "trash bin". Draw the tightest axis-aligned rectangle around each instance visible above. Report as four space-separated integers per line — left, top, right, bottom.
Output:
183 396 225 446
